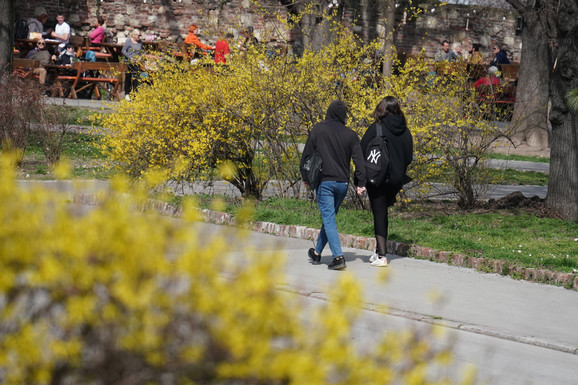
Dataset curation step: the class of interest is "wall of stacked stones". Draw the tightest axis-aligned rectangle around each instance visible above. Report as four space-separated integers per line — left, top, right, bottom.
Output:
393 4 522 62
15 0 290 46
16 0 521 61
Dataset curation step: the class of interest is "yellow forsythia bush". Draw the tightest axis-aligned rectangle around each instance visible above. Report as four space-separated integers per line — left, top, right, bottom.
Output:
0 154 479 385
97 17 382 200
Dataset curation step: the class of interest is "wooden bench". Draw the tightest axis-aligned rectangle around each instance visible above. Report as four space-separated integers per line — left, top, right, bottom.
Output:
500 63 520 83
52 61 126 101
13 58 41 80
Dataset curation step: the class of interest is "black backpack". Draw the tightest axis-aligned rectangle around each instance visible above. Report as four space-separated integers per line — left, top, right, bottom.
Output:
300 151 323 190
364 123 391 186
14 19 29 40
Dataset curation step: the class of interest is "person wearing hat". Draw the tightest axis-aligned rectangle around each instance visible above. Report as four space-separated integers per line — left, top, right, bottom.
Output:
184 24 214 62
27 6 48 37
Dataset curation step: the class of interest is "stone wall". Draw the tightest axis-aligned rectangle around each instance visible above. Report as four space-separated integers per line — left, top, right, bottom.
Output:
393 3 522 63
16 0 521 61
16 0 290 46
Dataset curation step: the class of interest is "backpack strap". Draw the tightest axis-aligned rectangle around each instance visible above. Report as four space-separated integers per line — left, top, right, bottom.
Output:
376 122 383 138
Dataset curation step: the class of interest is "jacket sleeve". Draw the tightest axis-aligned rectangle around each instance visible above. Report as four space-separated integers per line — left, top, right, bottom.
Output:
300 130 316 169
188 35 213 51
351 138 367 187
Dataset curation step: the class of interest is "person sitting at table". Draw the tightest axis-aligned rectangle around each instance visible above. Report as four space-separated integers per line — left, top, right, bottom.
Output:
25 38 52 85
53 43 77 66
90 17 106 44
435 40 452 62
489 44 510 67
27 6 49 38
214 32 233 64
475 66 502 99
239 26 259 52
50 11 71 51
184 24 214 62
467 43 483 64
122 30 143 101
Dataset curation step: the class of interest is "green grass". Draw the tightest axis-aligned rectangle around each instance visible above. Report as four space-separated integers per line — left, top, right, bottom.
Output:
488 153 550 163
489 168 549 186
20 131 110 179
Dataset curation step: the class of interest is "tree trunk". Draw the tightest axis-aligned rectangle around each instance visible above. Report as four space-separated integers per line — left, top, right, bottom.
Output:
547 0 578 221
381 0 395 78
510 10 551 149
0 0 13 75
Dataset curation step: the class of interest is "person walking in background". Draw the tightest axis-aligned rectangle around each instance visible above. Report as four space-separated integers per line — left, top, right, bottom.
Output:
300 100 367 270
184 24 214 63
360 96 413 267
214 32 233 64
90 17 106 44
122 30 143 101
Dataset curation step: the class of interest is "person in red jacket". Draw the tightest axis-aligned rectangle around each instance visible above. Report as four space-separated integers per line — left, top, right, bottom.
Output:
184 24 214 62
214 32 233 64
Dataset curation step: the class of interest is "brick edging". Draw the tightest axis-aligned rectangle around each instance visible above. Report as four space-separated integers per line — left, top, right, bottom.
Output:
72 193 578 291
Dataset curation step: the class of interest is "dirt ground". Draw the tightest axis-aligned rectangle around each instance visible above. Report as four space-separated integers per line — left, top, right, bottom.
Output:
490 138 551 159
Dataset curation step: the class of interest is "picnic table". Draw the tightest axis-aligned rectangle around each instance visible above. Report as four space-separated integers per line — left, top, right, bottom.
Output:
51 61 126 101
93 41 161 62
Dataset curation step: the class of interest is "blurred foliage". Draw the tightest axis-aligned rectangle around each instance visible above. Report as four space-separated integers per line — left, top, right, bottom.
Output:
0 152 479 384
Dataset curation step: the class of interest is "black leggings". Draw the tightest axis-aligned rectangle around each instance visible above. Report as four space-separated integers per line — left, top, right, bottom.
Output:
125 63 140 95
367 185 397 256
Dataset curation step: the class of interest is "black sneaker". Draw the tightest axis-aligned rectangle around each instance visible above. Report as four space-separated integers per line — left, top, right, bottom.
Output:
308 248 321 264
328 256 346 270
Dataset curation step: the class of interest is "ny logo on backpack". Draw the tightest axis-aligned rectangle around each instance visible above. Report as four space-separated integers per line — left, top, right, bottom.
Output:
364 123 390 186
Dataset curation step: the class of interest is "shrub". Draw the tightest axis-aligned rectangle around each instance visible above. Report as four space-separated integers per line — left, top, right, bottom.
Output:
0 73 44 163
97 18 382 200
0 73 73 168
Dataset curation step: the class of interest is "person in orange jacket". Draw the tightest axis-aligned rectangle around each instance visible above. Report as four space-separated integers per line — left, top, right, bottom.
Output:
184 24 214 62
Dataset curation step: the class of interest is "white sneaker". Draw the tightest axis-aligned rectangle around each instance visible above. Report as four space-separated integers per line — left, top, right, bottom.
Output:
124 94 131 102
369 252 379 262
371 256 388 267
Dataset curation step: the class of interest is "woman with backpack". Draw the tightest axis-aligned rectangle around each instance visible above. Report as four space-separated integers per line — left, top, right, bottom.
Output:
360 96 413 267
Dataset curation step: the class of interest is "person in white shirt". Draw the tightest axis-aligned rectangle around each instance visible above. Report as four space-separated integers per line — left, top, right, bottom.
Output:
51 12 70 51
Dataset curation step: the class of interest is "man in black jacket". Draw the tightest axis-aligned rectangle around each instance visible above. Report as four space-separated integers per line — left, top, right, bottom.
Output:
300 100 367 270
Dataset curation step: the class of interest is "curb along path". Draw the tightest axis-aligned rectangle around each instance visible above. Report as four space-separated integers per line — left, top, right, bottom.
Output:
72 192 578 291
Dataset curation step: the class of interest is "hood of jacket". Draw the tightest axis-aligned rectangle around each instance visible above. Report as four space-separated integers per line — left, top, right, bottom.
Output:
381 114 407 136
325 100 347 125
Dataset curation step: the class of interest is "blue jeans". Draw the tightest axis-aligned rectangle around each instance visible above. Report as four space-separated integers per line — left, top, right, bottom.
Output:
315 181 348 258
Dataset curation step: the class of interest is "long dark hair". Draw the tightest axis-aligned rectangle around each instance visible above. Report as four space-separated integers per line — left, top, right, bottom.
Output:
373 96 404 122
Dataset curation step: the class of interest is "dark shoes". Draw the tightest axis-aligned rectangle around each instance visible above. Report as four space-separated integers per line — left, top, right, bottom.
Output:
328 256 346 270
308 248 321 264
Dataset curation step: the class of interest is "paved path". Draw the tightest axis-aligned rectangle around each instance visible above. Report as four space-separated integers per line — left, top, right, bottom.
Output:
213 221 578 385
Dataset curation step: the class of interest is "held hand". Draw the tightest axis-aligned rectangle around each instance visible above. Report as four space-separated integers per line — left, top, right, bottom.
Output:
356 186 366 196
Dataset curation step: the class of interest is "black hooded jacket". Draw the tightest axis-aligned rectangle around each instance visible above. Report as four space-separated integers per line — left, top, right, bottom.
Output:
300 101 367 187
360 114 413 189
